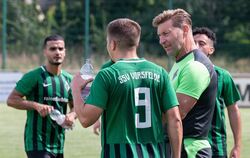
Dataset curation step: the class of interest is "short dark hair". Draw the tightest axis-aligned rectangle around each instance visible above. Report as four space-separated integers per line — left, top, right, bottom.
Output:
107 18 141 50
43 34 64 48
193 27 216 46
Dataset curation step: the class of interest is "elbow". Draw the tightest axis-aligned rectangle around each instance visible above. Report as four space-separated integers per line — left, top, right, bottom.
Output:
78 116 92 128
75 110 92 128
6 97 14 108
174 118 183 138
167 112 183 129
180 111 187 120
173 116 183 129
180 114 186 120
81 121 91 128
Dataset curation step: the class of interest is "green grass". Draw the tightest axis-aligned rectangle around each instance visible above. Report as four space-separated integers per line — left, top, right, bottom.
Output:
0 104 100 158
0 104 249 158
226 108 250 157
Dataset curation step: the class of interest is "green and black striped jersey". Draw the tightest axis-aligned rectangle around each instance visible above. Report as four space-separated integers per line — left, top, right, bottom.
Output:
208 66 241 157
15 66 72 154
86 58 179 158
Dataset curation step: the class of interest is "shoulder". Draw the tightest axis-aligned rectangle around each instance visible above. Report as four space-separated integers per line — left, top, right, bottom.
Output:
101 60 115 69
15 67 43 93
214 66 233 79
185 61 209 75
61 70 73 79
178 51 209 73
192 49 214 69
181 61 210 87
22 66 43 77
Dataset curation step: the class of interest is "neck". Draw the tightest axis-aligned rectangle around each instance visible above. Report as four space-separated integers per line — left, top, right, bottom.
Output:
176 35 197 61
45 64 62 75
113 49 139 61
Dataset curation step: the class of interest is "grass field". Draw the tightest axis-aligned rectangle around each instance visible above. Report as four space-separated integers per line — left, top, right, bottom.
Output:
0 104 249 158
0 104 100 158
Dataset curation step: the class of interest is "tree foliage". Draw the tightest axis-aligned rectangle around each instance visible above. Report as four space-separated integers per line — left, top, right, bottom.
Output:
1 0 249 58
2 0 48 54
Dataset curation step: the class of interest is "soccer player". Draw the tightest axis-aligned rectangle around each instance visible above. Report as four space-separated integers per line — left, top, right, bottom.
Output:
7 35 76 158
153 9 217 157
71 18 183 158
193 27 242 158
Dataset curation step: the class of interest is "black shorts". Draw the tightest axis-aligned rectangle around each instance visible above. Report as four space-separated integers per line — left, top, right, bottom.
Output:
26 151 64 158
164 139 172 158
212 156 227 158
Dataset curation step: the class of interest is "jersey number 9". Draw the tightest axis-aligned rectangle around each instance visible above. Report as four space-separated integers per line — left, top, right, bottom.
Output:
134 87 151 128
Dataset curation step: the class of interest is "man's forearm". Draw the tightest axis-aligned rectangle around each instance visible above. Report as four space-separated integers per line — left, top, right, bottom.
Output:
71 88 85 123
168 120 182 158
227 104 241 147
8 96 38 110
167 107 183 158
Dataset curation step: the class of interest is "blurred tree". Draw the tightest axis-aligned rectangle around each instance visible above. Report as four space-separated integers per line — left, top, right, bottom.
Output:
45 0 84 47
1 0 249 58
89 0 169 56
5 0 47 54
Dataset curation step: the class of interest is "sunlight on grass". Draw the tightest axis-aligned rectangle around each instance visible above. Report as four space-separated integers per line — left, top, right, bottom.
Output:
0 104 249 157
226 108 250 157
0 104 100 158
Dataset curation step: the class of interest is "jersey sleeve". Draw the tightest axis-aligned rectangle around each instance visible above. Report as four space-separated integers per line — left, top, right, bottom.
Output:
85 70 110 109
15 70 38 96
176 61 210 99
221 70 241 106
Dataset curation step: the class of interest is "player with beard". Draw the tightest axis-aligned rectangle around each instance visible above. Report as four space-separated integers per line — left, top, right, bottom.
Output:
7 35 76 158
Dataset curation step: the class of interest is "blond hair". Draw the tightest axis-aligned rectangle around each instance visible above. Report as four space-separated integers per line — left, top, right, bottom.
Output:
152 8 192 28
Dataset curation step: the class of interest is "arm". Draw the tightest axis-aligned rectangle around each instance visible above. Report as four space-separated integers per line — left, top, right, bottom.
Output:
166 106 183 158
175 62 209 119
176 93 197 119
227 104 241 158
7 89 54 117
68 100 77 118
93 118 101 135
71 73 103 128
63 100 77 127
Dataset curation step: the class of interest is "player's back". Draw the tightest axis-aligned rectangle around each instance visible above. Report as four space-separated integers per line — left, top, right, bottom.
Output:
94 58 178 158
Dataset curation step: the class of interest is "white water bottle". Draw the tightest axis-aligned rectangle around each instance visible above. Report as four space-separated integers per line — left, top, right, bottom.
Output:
80 59 94 101
50 109 73 130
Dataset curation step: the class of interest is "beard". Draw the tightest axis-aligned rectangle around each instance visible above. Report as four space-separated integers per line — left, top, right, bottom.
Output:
48 59 63 65
51 62 61 66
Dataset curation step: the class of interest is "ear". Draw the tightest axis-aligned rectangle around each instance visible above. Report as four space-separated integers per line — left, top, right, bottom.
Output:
208 47 215 56
110 40 117 51
182 24 189 36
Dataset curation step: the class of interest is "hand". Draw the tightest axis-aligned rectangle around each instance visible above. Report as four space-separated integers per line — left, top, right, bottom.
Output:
93 120 101 135
230 146 240 158
62 112 76 128
35 103 54 117
71 73 93 91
